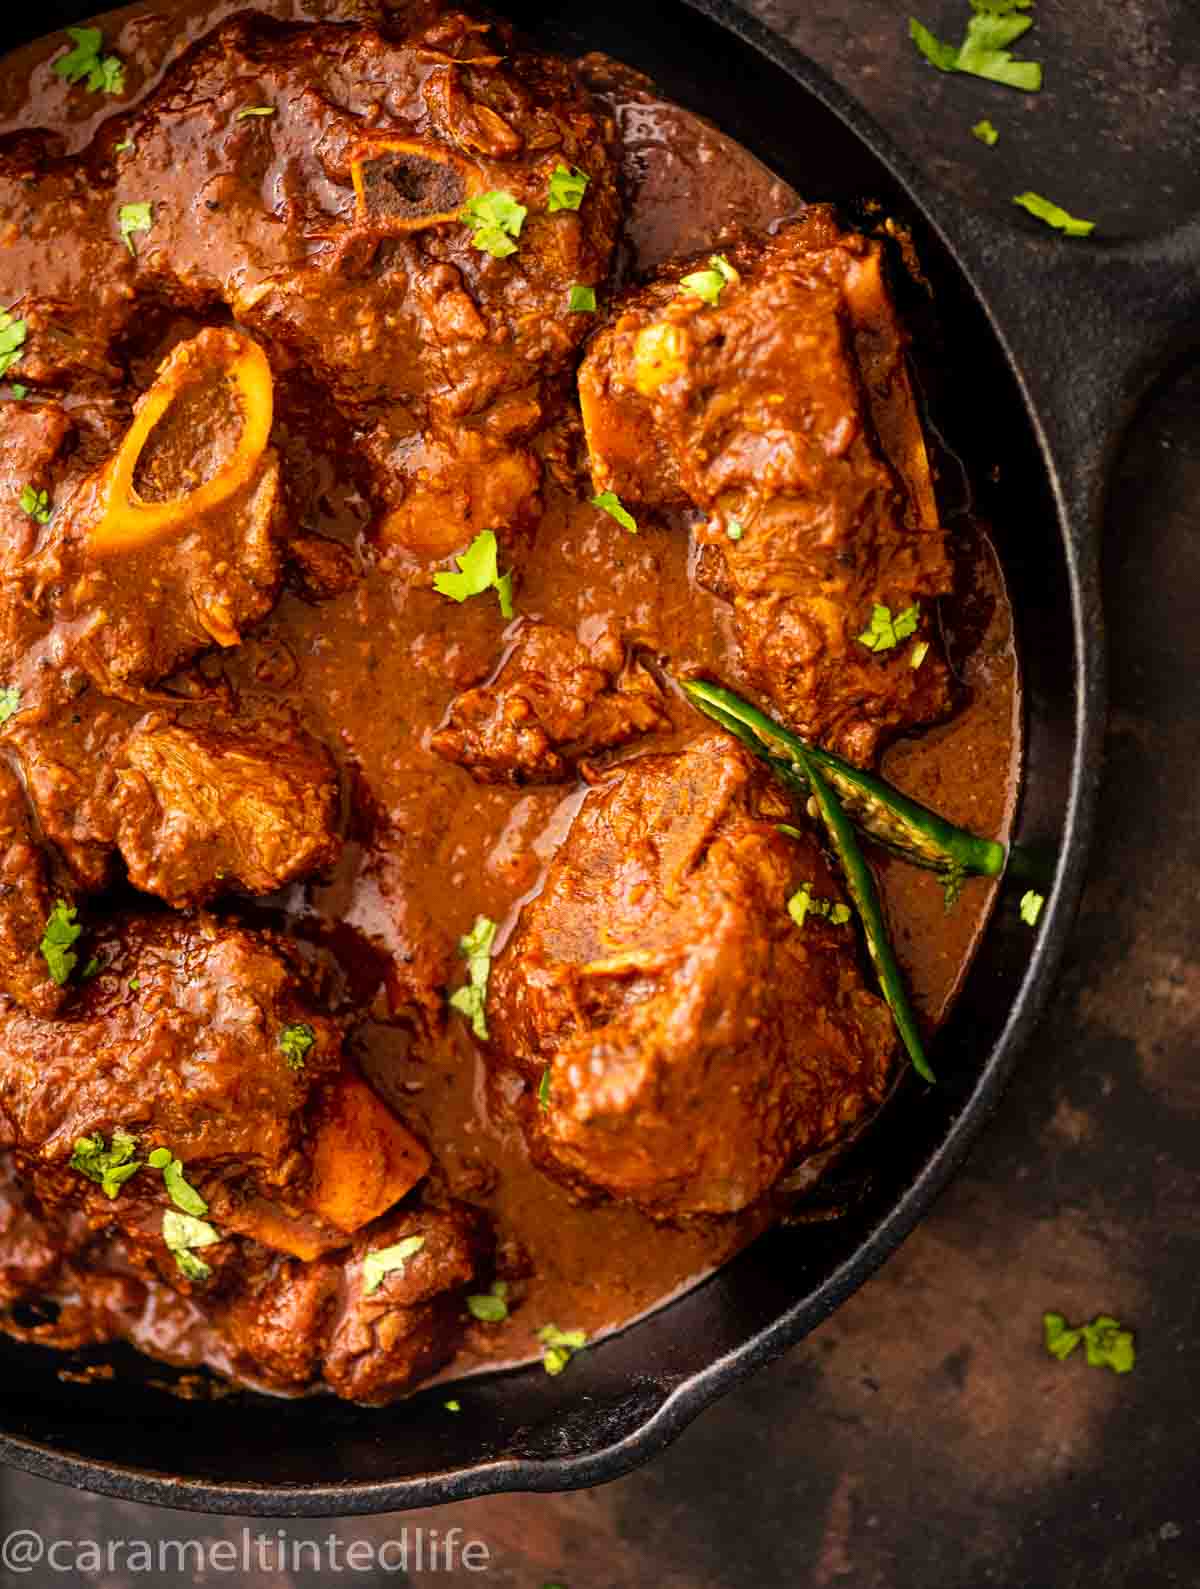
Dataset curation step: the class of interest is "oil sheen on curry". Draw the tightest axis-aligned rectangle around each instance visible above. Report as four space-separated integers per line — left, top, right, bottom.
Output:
0 0 1019 1404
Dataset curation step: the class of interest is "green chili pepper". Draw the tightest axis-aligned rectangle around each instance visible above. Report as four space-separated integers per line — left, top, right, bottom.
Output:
683 679 1005 907
793 744 935 1084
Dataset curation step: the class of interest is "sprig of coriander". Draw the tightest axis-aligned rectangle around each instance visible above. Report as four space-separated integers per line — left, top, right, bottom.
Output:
1043 1311 1135 1374
432 530 514 618
547 163 589 213
448 915 498 1040
858 602 920 653
1013 192 1095 237
590 490 638 534
0 311 28 380
460 191 527 258
69 1130 142 1198
118 201 153 256
909 6 1042 91
52 28 125 97
362 1234 426 1296
40 900 82 985
679 253 738 307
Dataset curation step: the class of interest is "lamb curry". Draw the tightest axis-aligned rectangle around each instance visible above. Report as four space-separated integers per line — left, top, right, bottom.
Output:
0 0 1019 1404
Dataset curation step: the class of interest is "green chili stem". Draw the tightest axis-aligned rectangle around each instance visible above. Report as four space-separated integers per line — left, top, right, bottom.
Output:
794 745 935 1084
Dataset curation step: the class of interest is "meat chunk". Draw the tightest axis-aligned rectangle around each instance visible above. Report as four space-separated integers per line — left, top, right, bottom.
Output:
219 1204 484 1402
0 913 432 1285
0 759 64 1018
0 402 73 575
490 736 896 1218
579 209 954 763
20 331 284 696
112 719 342 908
0 914 342 1189
0 12 622 560
431 621 670 784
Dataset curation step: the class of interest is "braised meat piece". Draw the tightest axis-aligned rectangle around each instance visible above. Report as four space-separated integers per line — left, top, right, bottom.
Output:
0 11 621 561
0 759 65 1019
0 914 342 1187
0 402 73 576
20 331 284 697
0 914 432 1283
489 736 895 1218
6 696 139 894
113 719 342 908
579 209 954 763
431 620 670 784
222 1203 483 1403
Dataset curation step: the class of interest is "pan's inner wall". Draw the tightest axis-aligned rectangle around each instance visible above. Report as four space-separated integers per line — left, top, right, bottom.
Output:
0 0 1075 1507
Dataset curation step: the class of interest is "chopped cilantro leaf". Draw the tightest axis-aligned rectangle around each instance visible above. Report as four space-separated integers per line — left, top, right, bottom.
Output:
590 490 638 534
858 602 920 653
53 29 125 96
40 900 82 985
972 119 999 145
680 253 739 306
9 385 27 400
1014 192 1095 236
0 685 19 724
538 1066 551 1112
362 1234 426 1296
1044 1311 1135 1374
279 1021 316 1070
162 1209 220 1283
52 27 102 81
236 106 275 119
1020 889 1045 926
163 1217 217 1248
81 956 101 979
787 883 851 929
958 11 1041 88
971 0 1033 12
568 283 597 313
113 137 135 154
433 529 515 618
538 1323 587 1376
19 485 50 525
460 190 527 257
148 1150 208 1217
69 1129 141 1199
444 1399 462 1412
547 163 589 212
0 311 28 379
173 1248 213 1283
909 10 1041 90
128 976 140 992
448 915 497 1040
910 640 930 670
727 519 745 542
118 202 153 256
908 18 959 71
1082 1315 1136 1374
90 57 125 96
467 1280 509 1322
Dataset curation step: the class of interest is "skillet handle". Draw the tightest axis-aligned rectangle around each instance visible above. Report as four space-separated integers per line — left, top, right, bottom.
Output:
941 206 1200 540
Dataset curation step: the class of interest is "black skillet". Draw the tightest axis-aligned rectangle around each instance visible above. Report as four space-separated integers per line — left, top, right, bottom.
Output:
1 0 1198 1517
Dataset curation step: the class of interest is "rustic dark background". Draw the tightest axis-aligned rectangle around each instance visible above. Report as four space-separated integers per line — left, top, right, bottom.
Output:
3 1 1199 1584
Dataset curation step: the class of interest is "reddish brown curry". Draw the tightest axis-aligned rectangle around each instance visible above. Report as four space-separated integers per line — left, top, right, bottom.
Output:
0 0 1017 1402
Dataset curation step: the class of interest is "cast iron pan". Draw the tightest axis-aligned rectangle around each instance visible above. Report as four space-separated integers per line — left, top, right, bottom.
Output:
1 0 1198 1517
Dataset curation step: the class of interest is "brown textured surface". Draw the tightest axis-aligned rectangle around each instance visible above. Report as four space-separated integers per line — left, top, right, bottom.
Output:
3 0 1199 1583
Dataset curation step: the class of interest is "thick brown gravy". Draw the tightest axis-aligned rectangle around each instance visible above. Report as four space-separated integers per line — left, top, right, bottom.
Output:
0 1 1019 1393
